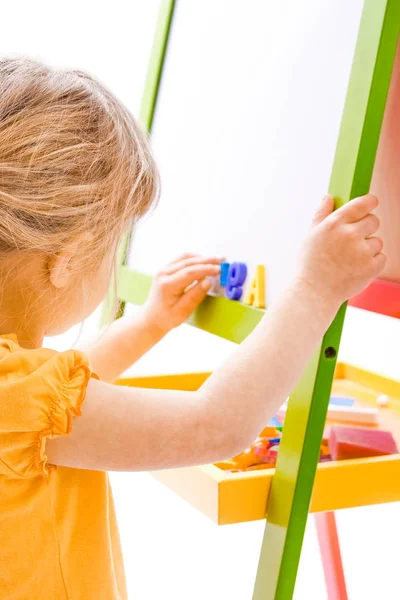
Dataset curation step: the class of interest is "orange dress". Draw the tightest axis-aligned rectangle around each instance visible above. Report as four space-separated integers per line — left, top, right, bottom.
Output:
0 334 128 599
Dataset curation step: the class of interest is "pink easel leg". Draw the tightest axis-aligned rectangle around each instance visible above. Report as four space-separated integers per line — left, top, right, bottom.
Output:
314 511 348 600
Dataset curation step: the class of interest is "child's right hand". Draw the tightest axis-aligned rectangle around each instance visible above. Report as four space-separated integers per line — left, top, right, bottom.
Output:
296 194 385 308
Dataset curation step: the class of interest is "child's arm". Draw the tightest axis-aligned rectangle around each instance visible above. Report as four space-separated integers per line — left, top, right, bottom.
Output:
47 195 384 471
80 255 223 382
48 279 335 471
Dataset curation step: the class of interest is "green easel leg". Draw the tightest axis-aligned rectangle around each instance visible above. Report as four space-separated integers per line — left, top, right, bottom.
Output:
100 0 176 327
252 1 400 598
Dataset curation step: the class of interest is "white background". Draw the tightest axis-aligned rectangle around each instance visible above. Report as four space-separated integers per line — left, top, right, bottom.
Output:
2 1 400 598
129 0 364 304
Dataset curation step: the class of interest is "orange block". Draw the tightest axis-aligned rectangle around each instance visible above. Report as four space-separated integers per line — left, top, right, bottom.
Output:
259 426 278 438
214 460 237 471
320 443 330 457
244 461 275 471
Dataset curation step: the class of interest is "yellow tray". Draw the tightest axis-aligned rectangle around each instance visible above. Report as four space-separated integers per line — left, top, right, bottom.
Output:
117 363 400 525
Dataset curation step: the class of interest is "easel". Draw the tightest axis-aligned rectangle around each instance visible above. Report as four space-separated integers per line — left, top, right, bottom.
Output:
102 1 400 597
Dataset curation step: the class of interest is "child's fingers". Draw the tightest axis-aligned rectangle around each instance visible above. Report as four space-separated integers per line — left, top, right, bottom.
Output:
175 278 211 315
163 256 224 276
336 194 378 223
354 213 380 238
169 253 199 265
365 236 383 256
373 252 387 274
162 264 221 292
312 195 334 226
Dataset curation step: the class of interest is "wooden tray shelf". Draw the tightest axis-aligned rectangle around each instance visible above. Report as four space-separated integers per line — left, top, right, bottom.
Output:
116 362 400 525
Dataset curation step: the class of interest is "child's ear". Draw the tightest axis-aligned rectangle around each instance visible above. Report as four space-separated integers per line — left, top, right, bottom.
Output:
48 234 91 289
48 248 77 289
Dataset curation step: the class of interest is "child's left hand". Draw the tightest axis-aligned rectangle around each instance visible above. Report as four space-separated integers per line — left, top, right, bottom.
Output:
142 253 223 334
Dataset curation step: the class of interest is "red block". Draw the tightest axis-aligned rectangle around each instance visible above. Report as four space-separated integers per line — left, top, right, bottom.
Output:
329 426 398 461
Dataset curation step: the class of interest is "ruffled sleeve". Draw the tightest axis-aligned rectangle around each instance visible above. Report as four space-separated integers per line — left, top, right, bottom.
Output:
0 337 99 477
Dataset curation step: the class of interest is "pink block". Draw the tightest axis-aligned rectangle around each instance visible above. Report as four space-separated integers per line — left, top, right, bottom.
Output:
329 426 398 461
268 446 279 459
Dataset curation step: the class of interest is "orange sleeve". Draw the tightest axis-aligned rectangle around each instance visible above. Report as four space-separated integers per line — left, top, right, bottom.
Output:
0 338 99 477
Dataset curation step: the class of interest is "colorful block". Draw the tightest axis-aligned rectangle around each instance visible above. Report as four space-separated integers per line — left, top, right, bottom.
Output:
329 426 399 461
322 427 331 444
243 265 266 309
232 437 271 469
278 403 379 425
260 426 278 438
326 405 379 425
329 396 355 407
268 438 281 445
214 460 237 471
243 460 276 471
320 444 330 457
268 446 279 459
319 455 332 462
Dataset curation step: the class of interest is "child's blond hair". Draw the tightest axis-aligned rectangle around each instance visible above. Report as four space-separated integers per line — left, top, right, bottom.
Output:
0 56 159 269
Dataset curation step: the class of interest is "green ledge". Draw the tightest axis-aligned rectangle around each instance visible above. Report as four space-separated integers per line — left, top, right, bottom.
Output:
117 265 265 344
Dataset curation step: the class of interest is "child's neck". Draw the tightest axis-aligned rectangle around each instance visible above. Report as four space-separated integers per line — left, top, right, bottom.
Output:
0 317 44 349
0 292 45 347
0 257 46 349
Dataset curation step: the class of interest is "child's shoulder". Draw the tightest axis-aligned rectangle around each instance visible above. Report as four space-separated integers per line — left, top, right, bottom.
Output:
0 333 54 362
0 334 97 478
0 333 91 383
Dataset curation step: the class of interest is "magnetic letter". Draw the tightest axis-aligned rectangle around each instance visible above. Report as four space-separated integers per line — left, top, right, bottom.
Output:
226 262 247 301
220 262 230 287
243 265 265 308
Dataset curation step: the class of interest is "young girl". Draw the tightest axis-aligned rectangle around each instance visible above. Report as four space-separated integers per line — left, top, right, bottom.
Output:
0 57 384 599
